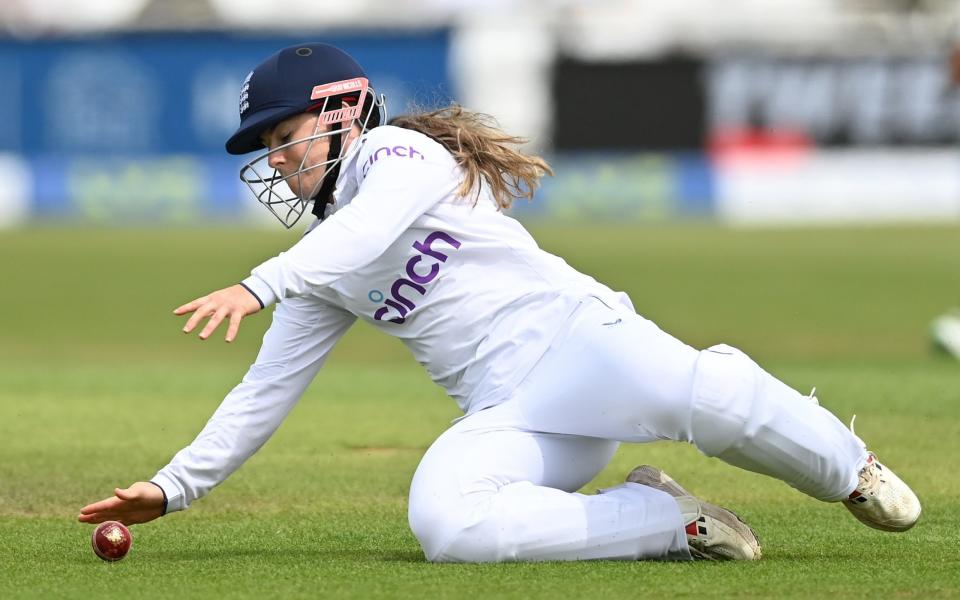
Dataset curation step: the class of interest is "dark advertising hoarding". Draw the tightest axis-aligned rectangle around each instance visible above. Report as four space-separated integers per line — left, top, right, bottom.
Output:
553 52 960 150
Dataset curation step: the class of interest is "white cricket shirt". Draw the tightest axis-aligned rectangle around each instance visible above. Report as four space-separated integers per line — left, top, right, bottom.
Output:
152 125 633 513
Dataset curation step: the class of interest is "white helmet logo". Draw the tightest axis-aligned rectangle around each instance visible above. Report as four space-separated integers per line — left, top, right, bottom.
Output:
239 71 252 116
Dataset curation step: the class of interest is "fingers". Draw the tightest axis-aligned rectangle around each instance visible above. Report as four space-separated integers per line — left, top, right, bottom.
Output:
79 483 165 525
79 495 124 516
182 303 215 335
176 285 258 342
78 510 151 526
198 307 229 341
78 512 112 524
113 486 137 501
173 296 208 316
79 509 106 522
77 494 124 523
226 310 244 343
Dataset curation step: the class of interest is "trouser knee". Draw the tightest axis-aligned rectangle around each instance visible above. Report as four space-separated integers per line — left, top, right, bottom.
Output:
689 344 770 456
689 343 813 456
409 492 503 563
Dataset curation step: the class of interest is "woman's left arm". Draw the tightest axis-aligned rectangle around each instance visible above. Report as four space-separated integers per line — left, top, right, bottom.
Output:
155 297 355 513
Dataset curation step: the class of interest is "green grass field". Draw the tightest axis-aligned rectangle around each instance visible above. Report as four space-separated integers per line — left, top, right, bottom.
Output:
1 224 958 598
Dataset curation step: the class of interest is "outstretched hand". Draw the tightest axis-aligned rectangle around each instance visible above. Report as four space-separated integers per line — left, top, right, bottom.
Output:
175 284 262 342
78 482 165 526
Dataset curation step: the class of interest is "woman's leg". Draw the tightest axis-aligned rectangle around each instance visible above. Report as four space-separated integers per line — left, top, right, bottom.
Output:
516 297 867 502
408 401 690 562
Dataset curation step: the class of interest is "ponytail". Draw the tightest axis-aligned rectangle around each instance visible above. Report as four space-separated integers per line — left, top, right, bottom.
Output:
390 105 552 210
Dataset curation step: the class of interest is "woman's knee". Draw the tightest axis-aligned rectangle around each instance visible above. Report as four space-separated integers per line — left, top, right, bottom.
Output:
408 492 503 563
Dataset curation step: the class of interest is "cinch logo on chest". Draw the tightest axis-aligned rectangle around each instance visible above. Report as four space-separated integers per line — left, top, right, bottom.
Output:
361 145 425 177
371 231 462 324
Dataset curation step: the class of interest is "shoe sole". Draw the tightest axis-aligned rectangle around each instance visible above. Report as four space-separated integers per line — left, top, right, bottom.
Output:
627 465 762 560
843 502 919 532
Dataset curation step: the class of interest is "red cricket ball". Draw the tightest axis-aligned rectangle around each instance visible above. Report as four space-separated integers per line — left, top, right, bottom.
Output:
91 521 132 562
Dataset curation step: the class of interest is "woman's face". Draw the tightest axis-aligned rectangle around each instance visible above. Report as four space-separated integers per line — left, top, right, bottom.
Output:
260 112 332 199
260 110 362 200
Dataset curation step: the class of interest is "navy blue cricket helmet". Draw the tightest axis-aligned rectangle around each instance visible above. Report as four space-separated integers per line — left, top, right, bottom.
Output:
226 43 381 155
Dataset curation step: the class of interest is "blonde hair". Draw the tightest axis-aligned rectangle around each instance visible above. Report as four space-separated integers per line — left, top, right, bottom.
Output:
389 105 553 210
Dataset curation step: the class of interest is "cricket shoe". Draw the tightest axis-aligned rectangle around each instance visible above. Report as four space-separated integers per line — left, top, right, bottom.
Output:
626 465 762 561
842 418 921 531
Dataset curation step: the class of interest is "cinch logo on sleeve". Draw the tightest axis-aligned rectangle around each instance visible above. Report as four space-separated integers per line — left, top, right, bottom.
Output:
371 231 462 325
361 145 425 178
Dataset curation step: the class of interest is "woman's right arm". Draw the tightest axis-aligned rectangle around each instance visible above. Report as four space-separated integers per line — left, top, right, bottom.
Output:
78 295 356 525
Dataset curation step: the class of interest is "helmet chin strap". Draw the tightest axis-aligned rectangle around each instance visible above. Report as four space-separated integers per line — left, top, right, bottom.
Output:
310 126 342 221
308 91 375 222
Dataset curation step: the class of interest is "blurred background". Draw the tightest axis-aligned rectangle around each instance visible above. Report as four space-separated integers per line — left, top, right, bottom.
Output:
3 0 960 227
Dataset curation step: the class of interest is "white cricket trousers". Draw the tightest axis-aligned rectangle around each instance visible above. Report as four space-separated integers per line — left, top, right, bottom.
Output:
408 297 868 562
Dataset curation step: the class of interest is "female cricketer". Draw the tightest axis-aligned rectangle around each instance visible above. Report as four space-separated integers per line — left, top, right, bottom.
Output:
79 43 920 562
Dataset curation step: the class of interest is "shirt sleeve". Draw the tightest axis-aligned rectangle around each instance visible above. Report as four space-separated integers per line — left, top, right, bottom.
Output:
150 296 355 513
240 130 459 308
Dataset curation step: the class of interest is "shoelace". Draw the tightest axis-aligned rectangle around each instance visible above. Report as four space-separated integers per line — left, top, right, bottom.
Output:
857 456 880 494
847 414 880 496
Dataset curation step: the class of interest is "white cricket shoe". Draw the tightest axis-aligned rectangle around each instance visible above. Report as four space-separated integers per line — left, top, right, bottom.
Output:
842 452 921 532
626 465 762 561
